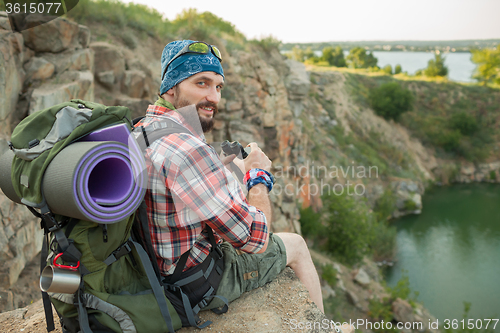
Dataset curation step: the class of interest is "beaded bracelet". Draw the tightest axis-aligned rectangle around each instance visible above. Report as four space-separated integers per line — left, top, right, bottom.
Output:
243 168 275 193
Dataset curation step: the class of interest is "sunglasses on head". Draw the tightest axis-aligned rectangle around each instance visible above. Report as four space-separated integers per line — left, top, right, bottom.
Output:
162 41 222 80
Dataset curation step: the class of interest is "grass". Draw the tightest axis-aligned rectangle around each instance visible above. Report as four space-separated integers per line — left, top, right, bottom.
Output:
62 0 248 52
312 66 500 163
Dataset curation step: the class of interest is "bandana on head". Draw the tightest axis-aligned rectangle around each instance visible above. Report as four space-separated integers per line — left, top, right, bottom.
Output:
159 40 224 96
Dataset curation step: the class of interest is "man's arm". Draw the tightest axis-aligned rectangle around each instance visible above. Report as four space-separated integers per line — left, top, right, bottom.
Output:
164 138 269 253
247 183 271 253
240 142 273 253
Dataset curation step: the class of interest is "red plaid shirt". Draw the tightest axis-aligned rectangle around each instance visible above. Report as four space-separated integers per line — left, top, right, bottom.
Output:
135 104 268 276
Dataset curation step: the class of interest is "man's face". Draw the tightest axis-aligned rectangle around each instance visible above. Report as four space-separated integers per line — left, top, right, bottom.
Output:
172 71 224 133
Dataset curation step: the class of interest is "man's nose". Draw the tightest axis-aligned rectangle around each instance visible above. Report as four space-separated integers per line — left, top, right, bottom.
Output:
206 87 220 104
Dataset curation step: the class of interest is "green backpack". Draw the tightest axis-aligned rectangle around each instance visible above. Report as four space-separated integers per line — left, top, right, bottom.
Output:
0 99 227 333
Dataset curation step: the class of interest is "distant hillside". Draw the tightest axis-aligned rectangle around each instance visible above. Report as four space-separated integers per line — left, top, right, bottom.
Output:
282 39 500 53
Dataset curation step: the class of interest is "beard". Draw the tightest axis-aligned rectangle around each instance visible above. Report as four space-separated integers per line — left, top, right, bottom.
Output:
173 95 218 133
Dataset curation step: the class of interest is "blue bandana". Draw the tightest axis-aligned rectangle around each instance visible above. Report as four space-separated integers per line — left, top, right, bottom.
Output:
160 40 224 95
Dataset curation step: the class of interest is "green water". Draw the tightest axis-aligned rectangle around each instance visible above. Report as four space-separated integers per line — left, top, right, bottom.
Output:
384 183 500 328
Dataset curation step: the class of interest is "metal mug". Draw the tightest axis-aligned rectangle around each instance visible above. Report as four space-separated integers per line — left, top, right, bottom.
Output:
40 253 81 294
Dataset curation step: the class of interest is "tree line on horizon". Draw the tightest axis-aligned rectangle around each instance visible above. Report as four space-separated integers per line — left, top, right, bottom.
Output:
287 44 500 85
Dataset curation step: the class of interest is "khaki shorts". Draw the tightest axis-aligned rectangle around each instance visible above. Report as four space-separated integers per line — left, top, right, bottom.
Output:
202 233 287 310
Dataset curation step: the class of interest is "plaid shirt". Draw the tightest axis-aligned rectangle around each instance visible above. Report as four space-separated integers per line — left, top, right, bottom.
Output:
135 104 268 276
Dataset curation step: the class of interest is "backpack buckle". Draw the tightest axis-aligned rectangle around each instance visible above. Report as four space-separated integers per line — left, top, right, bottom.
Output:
213 245 223 259
41 211 62 232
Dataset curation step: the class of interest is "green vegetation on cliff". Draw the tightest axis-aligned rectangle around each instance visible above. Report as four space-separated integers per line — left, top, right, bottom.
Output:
338 72 500 162
300 189 397 265
62 0 247 51
471 44 500 85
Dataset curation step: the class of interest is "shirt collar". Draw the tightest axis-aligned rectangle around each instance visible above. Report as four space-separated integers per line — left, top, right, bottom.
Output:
146 98 206 142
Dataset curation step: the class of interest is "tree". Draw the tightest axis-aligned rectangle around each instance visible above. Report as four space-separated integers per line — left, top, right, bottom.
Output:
394 64 402 74
382 65 393 75
471 44 500 85
423 53 448 77
346 47 378 68
369 82 414 121
287 46 320 63
289 46 306 62
321 46 346 67
321 190 374 265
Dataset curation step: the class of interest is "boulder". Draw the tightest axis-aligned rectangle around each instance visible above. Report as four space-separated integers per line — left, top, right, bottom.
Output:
40 48 94 74
91 42 126 88
0 194 42 290
22 15 80 53
345 289 359 307
0 16 11 30
77 24 91 49
96 71 115 90
121 70 146 98
0 30 25 135
228 120 264 147
322 283 336 299
354 268 371 287
0 268 337 333
392 297 414 324
392 180 423 217
285 59 310 101
114 96 151 120
23 56 54 81
28 71 94 114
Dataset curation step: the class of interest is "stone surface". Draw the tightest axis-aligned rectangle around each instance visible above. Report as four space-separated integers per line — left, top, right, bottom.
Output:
23 56 54 81
0 194 42 290
0 16 11 30
22 16 80 53
91 42 126 88
77 24 91 49
0 30 25 135
41 48 94 74
285 59 310 101
345 289 359 306
321 283 336 299
0 268 335 333
392 297 415 323
28 71 94 114
96 70 115 89
354 268 371 287
114 96 152 120
121 70 146 98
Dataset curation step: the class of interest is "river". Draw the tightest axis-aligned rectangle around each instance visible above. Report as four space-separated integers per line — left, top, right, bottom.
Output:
384 183 500 330
373 51 477 83
308 50 479 83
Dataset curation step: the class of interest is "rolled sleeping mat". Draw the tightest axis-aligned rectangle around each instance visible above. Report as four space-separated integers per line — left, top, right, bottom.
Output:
0 149 22 204
78 123 147 191
43 140 147 224
79 123 131 146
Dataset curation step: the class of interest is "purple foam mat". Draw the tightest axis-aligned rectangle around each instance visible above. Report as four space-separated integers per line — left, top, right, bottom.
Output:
43 137 146 223
82 123 147 191
79 123 131 145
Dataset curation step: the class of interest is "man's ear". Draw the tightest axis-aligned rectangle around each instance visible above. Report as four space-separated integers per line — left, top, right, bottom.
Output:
166 88 175 97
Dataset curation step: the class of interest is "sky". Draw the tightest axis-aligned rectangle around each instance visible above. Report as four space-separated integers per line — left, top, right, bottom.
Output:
120 0 500 43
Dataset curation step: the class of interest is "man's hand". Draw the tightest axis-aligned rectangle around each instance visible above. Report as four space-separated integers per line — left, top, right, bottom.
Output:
244 142 271 173
220 152 236 168
220 152 245 175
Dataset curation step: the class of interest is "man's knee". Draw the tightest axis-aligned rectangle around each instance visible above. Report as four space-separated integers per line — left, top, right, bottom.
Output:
274 232 310 266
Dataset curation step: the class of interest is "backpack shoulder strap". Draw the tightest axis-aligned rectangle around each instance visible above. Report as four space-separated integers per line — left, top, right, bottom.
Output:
134 118 192 151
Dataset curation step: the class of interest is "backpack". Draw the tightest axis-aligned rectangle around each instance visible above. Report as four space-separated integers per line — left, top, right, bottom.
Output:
0 99 227 332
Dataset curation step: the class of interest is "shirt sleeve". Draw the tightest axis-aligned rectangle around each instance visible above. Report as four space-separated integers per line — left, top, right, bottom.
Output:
166 137 268 254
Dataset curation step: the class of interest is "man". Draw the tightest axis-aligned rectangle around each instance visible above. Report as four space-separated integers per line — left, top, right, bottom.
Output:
137 40 324 315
